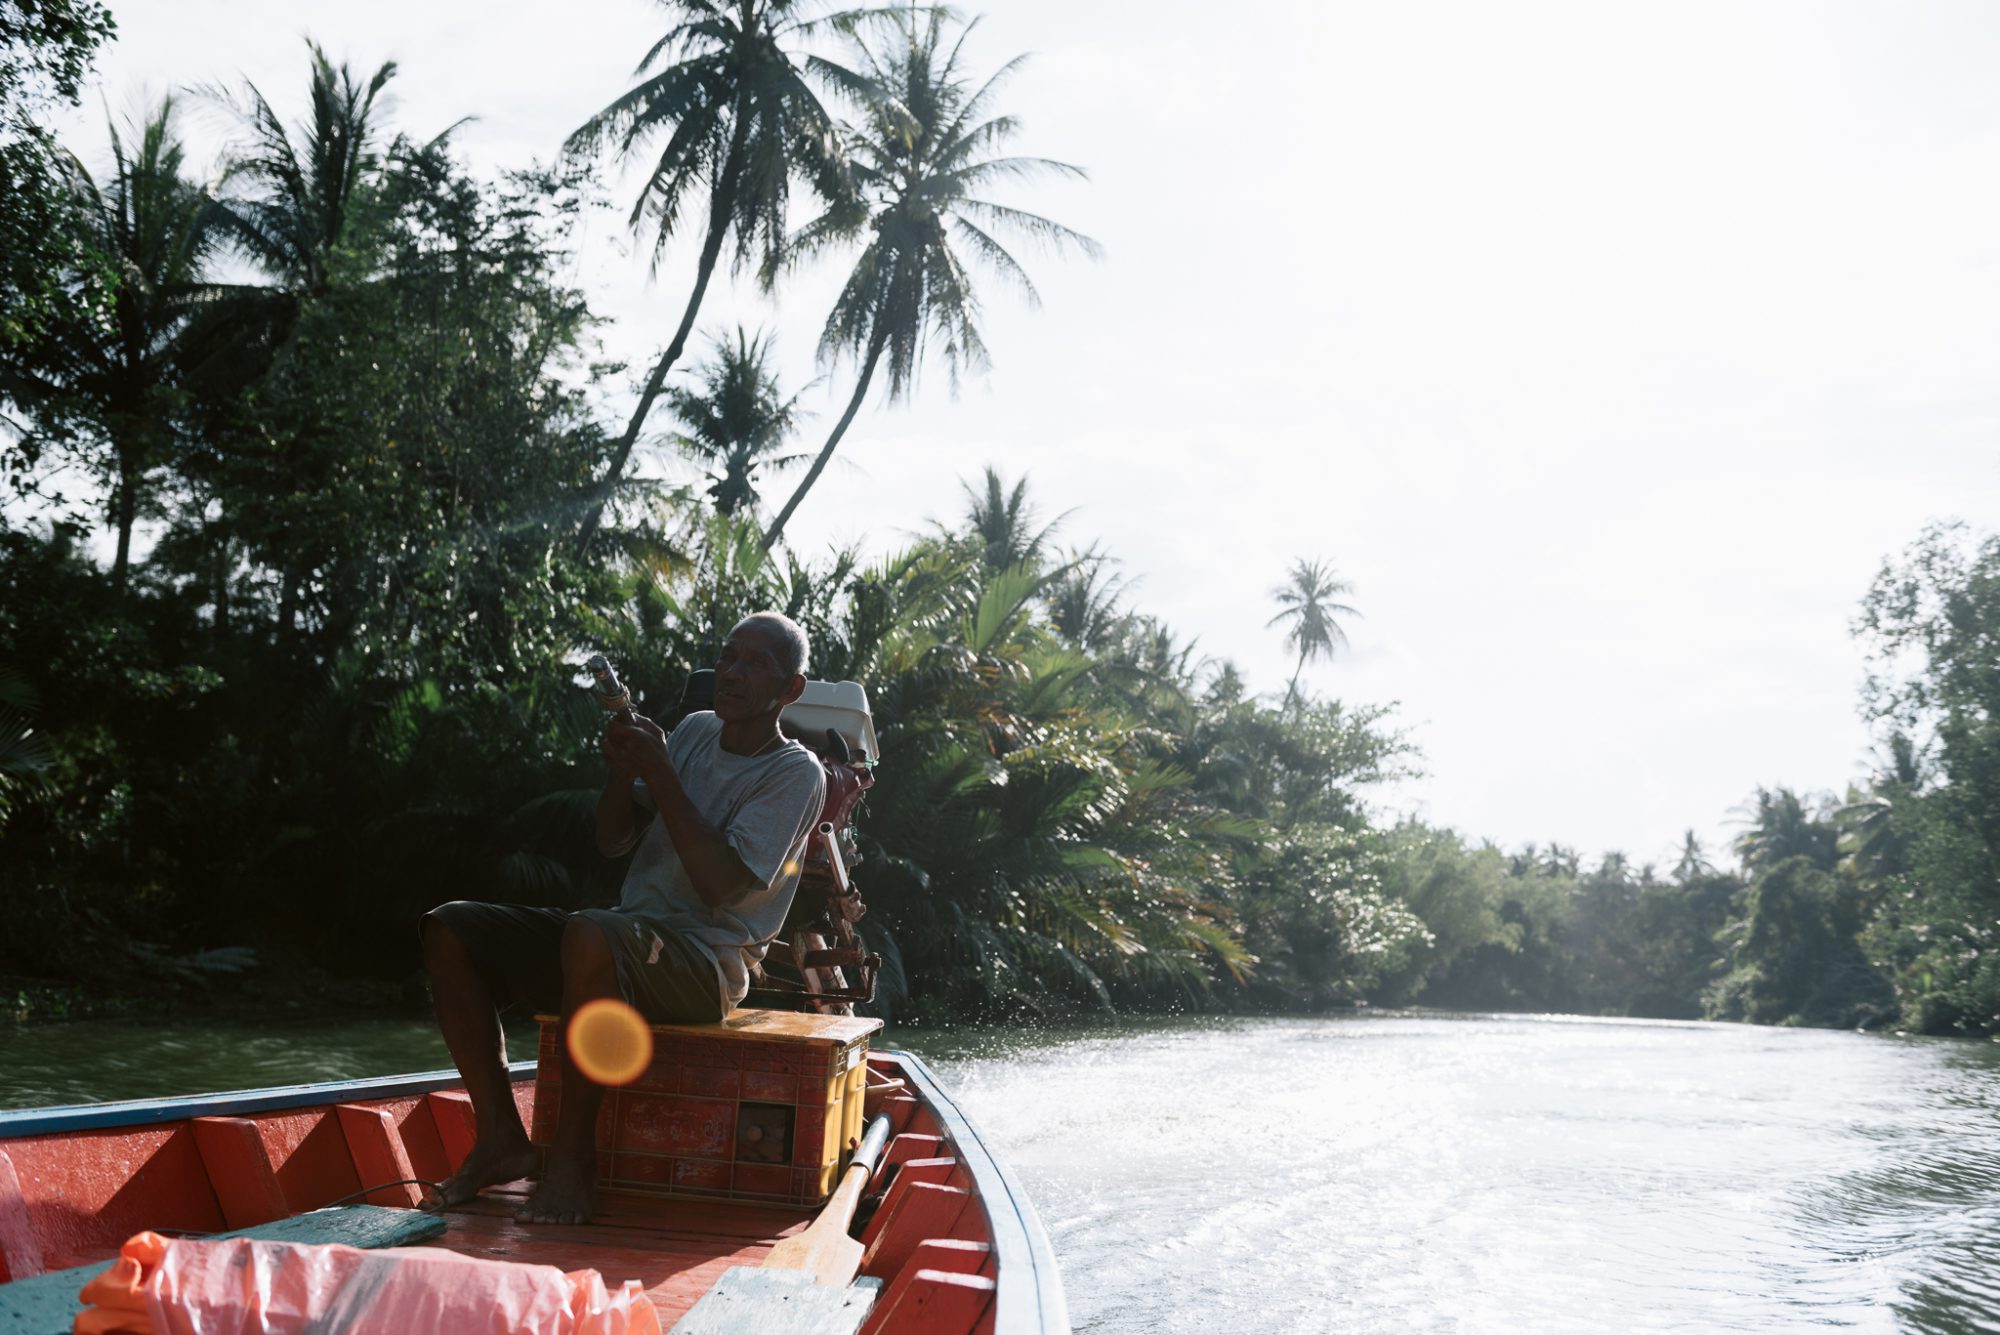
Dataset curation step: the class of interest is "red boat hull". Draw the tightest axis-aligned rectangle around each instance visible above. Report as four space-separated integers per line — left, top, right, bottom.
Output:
0 1051 1065 1333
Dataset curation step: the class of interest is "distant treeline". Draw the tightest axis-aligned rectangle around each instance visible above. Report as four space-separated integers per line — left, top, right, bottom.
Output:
1406 521 2000 1037
2 9 1995 1034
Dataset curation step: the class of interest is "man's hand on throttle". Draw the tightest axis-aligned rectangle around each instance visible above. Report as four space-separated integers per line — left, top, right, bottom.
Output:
603 714 670 780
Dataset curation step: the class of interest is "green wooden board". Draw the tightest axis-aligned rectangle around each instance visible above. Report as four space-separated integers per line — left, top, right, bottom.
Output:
669 1266 882 1335
212 1205 446 1250
0 1205 447 1335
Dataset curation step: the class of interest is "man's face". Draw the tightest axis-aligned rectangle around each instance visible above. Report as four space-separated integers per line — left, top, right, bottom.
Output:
713 623 797 722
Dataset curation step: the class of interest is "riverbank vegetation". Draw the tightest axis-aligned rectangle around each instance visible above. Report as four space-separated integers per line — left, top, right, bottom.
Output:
3 7 1995 1035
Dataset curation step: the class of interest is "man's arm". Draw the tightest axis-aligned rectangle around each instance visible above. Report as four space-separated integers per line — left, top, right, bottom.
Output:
645 762 762 910
595 716 650 857
604 717 760 909
594 773 643 858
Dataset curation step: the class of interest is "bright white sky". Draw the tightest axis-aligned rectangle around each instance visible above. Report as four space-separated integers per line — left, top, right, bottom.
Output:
52 0 2000 871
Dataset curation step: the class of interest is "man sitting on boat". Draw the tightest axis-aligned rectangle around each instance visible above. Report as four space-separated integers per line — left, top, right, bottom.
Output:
419 612 827 1224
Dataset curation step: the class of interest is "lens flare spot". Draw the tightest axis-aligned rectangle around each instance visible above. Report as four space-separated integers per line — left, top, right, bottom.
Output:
784 860 800 876
567 998 653 1086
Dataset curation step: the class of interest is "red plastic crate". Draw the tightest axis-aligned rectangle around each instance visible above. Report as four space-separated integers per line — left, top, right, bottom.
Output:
531 1008 881 1206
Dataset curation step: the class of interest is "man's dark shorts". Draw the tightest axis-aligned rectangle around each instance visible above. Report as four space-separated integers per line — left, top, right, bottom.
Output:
424 902 727 1025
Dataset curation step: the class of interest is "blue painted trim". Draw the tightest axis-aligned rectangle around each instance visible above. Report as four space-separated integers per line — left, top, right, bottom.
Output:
883 1049 1069 1335
0 1062 539 1138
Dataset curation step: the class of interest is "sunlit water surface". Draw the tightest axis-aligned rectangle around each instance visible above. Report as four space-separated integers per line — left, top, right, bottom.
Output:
5 1012 1999 1333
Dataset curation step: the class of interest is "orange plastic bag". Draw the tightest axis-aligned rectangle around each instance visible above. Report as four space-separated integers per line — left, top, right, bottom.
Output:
73 1233 167 1335
73 1231 661 1335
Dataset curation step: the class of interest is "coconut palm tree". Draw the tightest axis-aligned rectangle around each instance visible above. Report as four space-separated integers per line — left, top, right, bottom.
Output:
759 10 1098 550
957 466 1067 573
664 327 808 517
1046 549 1130 653
1540 843 1580 879
201 46 401 636
1837 732 1924 883
1672 828 1713 883
4 98 221 592
566 0 858 543
1204 660 1246 707
1732 786 1838 875
1267 558 1358 713
207 43 397 299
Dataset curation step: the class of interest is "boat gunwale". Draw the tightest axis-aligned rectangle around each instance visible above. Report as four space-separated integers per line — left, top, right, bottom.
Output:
881 1047 1068 1335
0 1062 539 1136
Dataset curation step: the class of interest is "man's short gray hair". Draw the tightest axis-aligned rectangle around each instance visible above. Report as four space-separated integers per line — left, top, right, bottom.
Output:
736 611 809 678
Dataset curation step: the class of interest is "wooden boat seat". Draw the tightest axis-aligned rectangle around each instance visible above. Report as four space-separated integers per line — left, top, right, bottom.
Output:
0 1204 444 1334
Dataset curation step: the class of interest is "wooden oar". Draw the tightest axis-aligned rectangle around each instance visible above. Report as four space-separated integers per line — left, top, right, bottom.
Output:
762 1115 894 1287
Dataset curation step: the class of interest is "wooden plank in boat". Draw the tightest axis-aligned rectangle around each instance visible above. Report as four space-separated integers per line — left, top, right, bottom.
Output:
669 1265 882 1335
677 1009 883 1047
210 1205 446 1250
0 1260 101 1335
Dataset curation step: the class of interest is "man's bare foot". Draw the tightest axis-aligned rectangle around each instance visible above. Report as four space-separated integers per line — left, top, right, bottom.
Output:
516 1154 595 1225
422 1134 538 1212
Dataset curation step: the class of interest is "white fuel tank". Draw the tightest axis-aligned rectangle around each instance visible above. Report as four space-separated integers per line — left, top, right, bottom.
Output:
781 680 879 764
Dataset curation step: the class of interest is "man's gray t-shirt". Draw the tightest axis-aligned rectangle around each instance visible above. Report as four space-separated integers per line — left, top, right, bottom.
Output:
617 712 825 1007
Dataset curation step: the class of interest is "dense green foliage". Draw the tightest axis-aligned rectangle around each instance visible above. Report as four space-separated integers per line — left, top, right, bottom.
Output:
1 13 1994 1035
0 0 115 352
1851 524 2000 1032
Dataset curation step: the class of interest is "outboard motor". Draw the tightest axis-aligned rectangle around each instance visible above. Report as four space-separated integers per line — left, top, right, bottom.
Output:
765 681 882 1014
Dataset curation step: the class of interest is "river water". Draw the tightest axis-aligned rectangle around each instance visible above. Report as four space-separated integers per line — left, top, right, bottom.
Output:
4 1011 1998 1333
